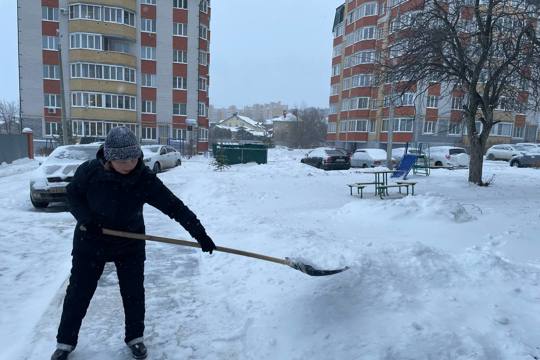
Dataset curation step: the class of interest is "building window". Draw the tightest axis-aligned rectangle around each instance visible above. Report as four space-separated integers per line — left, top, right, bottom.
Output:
199 0 209 13
198 102 208 117
44 122 59 136
141 18 156 33
199 25 209 40
70 33 102 50
199 77 208 91
141 73 156 87
93 6 135 26
173 22 188 36
141 46 156 60
173 49 187 63
448 122 462 135
71 92 136 111
173 128 187 140
199 51 209 66
451 96 464 110
199 128 208 142
142 127 156 140
70 62 136 83
333 23 344 38
327 122 337 133
69 4 102 21
332 63 341 76
173 103 187 116
426 95 439 108
331 83 340 95
400 92 415 106
490 122 513 137
346 97 371 110
44 94 61 108
423 120 436 134
329 103 338 115
142 100 156 114
382 118 414 132
42 36 59 50
42 6 59 21
43 65 60 79
174 0 188 9
142 0 156 4
369 119 376 132
173 76 187 90
513 126 524 138
103 37 130 53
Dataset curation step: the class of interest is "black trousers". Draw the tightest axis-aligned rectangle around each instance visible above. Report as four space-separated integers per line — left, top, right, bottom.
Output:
56 255 145 347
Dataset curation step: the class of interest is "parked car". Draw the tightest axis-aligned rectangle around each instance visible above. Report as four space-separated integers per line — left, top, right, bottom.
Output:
515 143 540 151
509 148 540 167
391 147 424 163
351 148 393 168
485 144 522 161
142 145 182 173
300 147 351 170
429 146 470 167
29 144 101 208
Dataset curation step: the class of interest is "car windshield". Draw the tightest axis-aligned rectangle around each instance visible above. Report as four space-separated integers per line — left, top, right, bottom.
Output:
142 146 160 153
325 150 343 156
449 148 466 155
47 146 99 163
514 145 529 151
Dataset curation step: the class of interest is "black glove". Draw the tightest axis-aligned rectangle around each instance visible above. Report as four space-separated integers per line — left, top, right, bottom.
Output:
79 221 103 236
196 232 216 254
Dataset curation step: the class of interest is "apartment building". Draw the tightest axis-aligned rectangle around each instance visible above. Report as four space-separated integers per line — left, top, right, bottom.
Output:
18 0 210 152
328 1 539 151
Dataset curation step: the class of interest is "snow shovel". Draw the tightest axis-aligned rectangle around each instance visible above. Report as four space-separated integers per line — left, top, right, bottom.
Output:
102 228 349 277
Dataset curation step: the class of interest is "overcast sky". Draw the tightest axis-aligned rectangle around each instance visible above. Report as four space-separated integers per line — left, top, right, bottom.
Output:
0 0 342 108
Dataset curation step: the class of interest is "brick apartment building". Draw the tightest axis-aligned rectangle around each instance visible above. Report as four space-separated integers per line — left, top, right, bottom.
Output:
328 1 539 152
18 0 210 153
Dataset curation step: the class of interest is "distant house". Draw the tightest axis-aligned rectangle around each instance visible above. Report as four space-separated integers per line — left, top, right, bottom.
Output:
212 113 267 142
265 111 299 146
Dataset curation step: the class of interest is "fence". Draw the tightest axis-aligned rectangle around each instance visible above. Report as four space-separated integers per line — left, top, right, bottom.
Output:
0 133 30 164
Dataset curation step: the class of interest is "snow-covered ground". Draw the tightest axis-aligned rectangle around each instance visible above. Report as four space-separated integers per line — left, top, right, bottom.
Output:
1 149 540 360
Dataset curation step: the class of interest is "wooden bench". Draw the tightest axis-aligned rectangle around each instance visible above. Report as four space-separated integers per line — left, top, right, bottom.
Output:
396 181 417 195
376 181 418 199
347 182 379 198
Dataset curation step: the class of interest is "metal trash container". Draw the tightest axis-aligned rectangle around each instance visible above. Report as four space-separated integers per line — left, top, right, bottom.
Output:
212 143 267 165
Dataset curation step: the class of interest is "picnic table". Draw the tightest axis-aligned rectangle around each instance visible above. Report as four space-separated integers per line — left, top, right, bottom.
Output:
348 169 416 198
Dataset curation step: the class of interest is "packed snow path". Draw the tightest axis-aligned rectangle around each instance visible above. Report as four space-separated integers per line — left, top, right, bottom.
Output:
1 149 540 359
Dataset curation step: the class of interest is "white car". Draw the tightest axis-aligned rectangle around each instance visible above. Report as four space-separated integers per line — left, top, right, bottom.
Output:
485 144 522 161
29 144 101 208
391 147 424 162
142 145 182 173
351 148 393 168
429 146 470 168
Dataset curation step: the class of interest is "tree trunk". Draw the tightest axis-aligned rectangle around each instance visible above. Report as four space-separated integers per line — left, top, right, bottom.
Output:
468 135 485 184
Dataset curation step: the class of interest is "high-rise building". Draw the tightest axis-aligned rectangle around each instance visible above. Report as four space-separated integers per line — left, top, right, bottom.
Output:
18 0 210 152
328 1 538 152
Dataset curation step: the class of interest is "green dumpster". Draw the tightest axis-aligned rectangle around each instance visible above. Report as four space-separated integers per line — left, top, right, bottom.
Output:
212 143 267 165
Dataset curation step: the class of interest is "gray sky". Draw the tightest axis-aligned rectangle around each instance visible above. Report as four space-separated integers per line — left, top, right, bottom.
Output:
0 0 342 108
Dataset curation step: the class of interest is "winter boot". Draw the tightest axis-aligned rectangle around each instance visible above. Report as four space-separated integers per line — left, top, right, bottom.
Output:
50 349 71 360
128 342 147 359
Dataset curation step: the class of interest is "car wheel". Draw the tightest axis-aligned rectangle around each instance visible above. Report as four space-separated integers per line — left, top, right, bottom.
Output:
153 162 161 173
362 164 367 168
435 161 443 167
175 159 181 167
30 195 48 209
487 153 495 160
510 160 520 167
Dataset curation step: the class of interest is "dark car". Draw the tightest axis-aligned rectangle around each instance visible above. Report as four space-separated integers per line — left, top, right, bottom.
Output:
509 149 540 168
300 147 351 170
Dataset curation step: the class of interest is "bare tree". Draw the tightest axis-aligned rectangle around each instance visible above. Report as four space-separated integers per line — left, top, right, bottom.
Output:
384 0 540 185
288 108 328 148
0 100 19 135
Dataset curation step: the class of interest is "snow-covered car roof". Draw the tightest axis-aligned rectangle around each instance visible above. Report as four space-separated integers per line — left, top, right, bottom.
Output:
32 144 100 180
354 148 387 159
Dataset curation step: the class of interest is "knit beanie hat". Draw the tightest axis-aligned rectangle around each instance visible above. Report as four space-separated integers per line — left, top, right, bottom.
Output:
104 126 142 161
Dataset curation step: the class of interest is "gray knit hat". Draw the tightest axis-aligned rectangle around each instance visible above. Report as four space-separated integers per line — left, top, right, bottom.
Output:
104 126 142 161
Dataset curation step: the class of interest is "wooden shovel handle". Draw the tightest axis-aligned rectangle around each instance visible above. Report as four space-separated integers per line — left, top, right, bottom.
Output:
102 228 288 266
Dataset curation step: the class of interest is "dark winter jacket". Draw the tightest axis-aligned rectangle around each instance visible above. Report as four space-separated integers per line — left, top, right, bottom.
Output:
66 147 207 260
